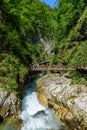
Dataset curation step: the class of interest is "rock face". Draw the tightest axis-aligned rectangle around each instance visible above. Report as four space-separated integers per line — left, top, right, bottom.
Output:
0 88 21 121
37 74 87 130
41 38 53 54
36 84 48 106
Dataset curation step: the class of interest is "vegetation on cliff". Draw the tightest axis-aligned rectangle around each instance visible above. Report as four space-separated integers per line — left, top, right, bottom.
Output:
0 0 87 93
54 0 87 65
53 0 87 84
0 0 56 94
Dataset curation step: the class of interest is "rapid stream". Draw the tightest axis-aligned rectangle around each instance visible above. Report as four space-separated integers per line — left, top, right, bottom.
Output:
20 81 67 130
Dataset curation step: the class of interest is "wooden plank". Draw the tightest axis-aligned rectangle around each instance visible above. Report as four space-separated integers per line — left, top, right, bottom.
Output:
30 66 76 71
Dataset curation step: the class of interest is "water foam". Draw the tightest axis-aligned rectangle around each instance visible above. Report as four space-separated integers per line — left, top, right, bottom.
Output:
20 82 64 130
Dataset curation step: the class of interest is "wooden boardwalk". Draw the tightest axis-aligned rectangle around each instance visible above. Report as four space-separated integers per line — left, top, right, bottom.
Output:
29 66 75 71
28 61 87 72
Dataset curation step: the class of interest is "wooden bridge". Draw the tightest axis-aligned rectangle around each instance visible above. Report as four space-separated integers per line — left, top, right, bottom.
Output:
28 61 87 72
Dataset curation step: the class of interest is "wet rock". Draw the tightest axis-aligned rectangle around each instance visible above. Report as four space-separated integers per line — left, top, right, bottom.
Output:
37 74 87 130
0 115 23 130
36 84 48 106
32 110 47 117
0 88 21 120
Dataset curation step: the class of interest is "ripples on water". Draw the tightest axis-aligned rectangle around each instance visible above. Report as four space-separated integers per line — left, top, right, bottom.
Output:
20 81 67 130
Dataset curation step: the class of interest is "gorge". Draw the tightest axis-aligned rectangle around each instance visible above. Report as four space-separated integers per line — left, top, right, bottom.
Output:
0 0 87 130
36 73 87 130
20 80 68 130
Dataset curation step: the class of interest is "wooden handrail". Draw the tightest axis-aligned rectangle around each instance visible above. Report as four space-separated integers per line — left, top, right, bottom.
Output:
28 62 87 71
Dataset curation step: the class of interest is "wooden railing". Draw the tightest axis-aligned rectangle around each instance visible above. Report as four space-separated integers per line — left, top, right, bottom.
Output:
28 62 87 72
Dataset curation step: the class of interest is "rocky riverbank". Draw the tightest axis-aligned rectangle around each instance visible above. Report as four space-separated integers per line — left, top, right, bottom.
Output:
36 73 87 130
0 88 21 121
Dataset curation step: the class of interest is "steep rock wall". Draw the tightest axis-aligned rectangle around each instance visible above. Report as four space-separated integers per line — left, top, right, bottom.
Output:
0 88 21 121
36 74 87 130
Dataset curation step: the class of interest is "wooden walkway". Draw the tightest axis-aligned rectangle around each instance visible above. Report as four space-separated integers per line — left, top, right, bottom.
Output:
28 61 87 72
29 66 75 71
28 65 87 72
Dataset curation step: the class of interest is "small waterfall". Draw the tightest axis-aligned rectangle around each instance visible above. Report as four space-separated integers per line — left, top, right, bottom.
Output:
20 81 65 130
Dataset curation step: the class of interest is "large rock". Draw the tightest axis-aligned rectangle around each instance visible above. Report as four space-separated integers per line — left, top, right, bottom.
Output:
0 88 21 120
36 74 87 130
36 84 48 106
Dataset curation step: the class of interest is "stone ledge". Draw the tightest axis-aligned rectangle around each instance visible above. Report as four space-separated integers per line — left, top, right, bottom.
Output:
36 74 87 130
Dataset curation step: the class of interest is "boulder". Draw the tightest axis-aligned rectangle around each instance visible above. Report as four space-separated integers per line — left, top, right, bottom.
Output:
36 84 48 106
32 110 47 117
36 74 87 130
0 88 21 120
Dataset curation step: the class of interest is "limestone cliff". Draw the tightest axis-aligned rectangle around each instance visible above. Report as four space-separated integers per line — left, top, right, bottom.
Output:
0 88 21 121
36 74 87 130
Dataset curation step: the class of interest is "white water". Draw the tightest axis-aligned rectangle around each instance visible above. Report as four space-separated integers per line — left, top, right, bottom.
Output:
20 81 65 130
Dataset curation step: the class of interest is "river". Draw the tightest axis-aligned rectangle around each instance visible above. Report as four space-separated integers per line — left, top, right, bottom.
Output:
0 80 68 130
20 80 67 130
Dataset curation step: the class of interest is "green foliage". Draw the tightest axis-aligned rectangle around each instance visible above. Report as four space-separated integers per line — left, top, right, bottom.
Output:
1 0 87 95
0 0 58 95
52 55 58 64
0 53 27 94
54 0 87 67
71 71 87 85
0 0 55 64
53 41 60 54
56 0 85 41
70 7 87 41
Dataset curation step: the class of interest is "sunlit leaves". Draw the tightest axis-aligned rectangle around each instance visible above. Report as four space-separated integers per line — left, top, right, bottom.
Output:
3 0 10 3
56 0 85 40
